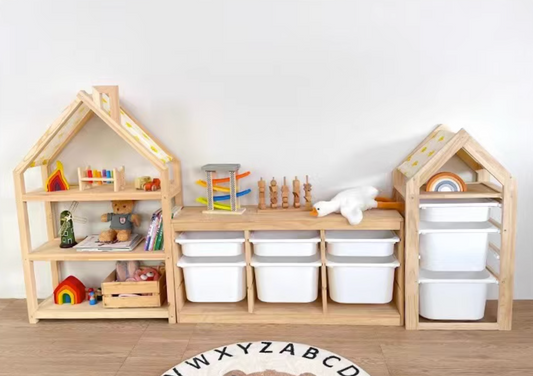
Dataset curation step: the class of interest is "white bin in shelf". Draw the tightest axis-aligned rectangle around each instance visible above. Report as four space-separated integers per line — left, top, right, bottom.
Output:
177 255 246 302
251 254 321 303
419 199 500 222
419 269 498 321
326 255 400 304
325 230 399 257
487 244 500 275
419 221 499 271
250 231 320 257
176 231 245 257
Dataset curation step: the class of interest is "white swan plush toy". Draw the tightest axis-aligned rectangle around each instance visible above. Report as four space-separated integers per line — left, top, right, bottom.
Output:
311 186 403 225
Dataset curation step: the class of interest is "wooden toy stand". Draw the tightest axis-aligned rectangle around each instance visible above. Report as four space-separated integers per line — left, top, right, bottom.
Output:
77 166 126 192
14 86 182 323
393 125 517 330
172 208 405 326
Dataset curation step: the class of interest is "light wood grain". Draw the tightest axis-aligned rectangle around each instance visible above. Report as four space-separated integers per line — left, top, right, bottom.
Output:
173 206 403 231
419 182 502 199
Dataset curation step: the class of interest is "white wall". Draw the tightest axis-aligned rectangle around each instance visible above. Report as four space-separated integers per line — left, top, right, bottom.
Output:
1 0 532 299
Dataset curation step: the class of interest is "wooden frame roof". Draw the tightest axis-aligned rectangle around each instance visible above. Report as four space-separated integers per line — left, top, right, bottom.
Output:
15 86 175 174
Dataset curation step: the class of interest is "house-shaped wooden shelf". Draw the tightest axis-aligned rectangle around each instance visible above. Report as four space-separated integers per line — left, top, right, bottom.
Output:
14 86 182 323
392 125 517 330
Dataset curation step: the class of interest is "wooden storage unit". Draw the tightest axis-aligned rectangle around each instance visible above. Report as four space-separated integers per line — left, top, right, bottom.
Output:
14 86 182 323
102 271 167 308
393 124 517 330
172 207 404 326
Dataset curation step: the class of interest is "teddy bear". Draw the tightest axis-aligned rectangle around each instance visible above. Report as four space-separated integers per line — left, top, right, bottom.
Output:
99 200 141 242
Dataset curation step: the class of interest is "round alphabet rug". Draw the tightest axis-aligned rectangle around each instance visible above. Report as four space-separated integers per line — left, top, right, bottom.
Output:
162 341 370 376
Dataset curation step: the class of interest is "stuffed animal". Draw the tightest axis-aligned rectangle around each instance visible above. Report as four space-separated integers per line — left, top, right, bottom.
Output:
99 200 141 242
134 267 161 282
115 260 141 282
311 186 404 225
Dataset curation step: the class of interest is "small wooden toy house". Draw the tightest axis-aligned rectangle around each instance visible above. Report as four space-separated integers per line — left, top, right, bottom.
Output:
392 125 517 330
54 276 86 305
14 86 182 323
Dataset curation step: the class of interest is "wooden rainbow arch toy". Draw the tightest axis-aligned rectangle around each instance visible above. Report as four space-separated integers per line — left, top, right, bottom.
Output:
425 172 467 192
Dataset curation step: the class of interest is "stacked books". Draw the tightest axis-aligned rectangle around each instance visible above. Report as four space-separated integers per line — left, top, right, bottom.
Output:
145 209 163 251
144 206 182 251
75 234 144 252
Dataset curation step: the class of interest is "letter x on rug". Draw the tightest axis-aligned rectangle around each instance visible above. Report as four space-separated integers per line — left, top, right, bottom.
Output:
162 341 369 376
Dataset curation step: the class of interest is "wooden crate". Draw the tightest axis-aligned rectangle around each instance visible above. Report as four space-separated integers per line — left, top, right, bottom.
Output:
102 270 167 308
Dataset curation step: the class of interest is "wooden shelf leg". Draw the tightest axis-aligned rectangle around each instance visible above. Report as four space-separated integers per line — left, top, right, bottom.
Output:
161 168 177 324
498 177 517 330
320 230 328 313
244 230 254 313
404 180 420 330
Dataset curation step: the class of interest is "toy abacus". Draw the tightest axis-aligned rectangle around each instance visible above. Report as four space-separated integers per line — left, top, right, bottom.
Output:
77 165 126 192
258 175 312 212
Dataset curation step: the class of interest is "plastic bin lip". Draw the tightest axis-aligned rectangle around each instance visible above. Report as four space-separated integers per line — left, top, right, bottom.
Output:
419 268 498 284
419 221 500 234
325 230 400 243
176 231 245 244
325 254 400 267
419 198 501 208
251 253 321 267
177 255 246 267
250 230 320 243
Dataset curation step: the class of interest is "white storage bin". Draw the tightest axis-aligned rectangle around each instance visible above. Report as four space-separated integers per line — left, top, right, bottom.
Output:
419 199 500 222
419 222 499 270
176 231 245 257
419 269 498 320
251 254 321 303
487 245 500 275
177 256 246 302
326 255 400 304
250 231 320 257
325 230 399 257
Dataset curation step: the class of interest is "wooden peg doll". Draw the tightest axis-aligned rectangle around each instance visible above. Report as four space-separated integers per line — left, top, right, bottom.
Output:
281 177 289 209
258 178 266 210
304 175 312 210
293 176 301 208
270 178 278 209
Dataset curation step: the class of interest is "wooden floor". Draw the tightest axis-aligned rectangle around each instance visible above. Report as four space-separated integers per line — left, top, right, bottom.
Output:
1 300 533 376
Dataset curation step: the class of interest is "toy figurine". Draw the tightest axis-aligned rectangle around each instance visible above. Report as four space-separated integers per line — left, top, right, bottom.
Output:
311 186 404 225
303 175 312 210
99 200 141 242
258 178 266 210
269 178 278 209
59 210 77 248
293 176 301 208
281 177 289 209
89 291 97 305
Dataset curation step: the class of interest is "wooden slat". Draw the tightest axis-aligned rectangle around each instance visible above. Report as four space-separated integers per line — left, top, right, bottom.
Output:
396 124 450 169
419 182 502 199
244 230 254 313
23 184 162 202
456 148 483 171
15 99 83 174
417 322 500 331
47 110 94 163
173 206 403 231
462 136 510 185
395 225 405 326
393 169 406 199
320 230 328 313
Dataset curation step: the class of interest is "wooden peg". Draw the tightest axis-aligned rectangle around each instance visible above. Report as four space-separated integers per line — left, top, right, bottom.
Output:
293 176 301 208
269 177 278 209
282 177 289 209
258 178 266 210
303 175 312 210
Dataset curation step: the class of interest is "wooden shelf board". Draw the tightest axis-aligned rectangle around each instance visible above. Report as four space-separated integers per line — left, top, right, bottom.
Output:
419 182 502 199
35 296 169 320
173 206 403 231
23 184 162 202
29 238 165 261
178 298 401 325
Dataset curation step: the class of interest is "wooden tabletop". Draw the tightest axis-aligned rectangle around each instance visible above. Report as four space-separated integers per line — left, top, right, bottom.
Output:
172 206 403 231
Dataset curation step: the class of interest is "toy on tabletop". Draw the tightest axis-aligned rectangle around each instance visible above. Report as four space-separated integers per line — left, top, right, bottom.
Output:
303 175 312 210
116 260 141 282
196 164 251 215
134 267 161 282
46 160 69 192
95 288 103 301
269 177 278 209
53 275 86 305
77 165 125 192
258 178 266 210
311 186 404 225
89 291 97 305
58 202 87 248
143 178 161 191
281 177 289 209
99 200 141 242
425 172 467 192
293 176 301 209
